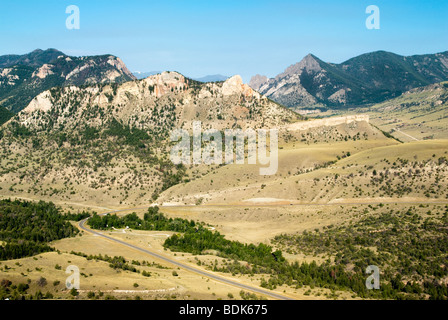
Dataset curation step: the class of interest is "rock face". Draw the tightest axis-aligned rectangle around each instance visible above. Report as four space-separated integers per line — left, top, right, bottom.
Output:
250 54 328 109
222 75 259 98
249 50 448 110
18 71 300 134
0 49 136 113
286 115 369 131
32 64 55 79
0 71 302 208
21 91 53 114
248 74 268 91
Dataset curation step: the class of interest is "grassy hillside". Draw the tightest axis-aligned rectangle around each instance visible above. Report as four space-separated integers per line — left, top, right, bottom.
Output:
309 82 448 141
0 71 299 208
0 72 447 300
366 82 448 141
157 121 403 206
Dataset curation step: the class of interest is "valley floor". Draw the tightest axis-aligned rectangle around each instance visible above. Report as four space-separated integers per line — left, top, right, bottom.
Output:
1 120 447 300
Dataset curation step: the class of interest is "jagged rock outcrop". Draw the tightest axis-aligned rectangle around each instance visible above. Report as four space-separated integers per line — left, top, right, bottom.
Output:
17 71 300 133
286 115 369 131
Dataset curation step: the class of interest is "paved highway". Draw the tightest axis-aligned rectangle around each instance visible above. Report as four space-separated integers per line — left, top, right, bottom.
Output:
78 208 295 300
78 199 448 300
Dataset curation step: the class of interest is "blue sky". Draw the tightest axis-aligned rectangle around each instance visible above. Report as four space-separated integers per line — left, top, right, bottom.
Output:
0 0 447 82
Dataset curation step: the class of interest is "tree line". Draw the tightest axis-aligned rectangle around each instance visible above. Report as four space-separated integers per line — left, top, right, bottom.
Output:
87 206 448 300
0 199 83 260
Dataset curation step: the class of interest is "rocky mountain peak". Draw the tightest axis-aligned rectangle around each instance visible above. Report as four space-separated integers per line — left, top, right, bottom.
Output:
248 74 268 91
0 49 137 113
251 50 448 110
280 53 322 78
106 56 134 78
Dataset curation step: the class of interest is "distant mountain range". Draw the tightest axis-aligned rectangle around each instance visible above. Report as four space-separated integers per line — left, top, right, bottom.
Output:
133 72 228 83
3 48 448 115
0 49 136 113
193 74 228 82
133 71 161 79
249 50 448 110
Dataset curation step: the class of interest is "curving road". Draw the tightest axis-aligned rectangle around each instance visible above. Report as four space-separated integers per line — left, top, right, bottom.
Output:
78 199 448 300
78 208 294 301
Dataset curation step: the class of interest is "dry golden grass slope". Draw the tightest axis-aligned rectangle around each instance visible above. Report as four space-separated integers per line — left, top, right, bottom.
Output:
158 138 448 206
311 82 448 142
157 119 404 206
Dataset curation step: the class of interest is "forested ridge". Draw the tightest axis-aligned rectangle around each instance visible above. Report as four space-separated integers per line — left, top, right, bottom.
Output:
0 199 87 260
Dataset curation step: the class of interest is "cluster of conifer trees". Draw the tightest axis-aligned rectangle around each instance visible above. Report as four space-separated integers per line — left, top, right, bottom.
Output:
88 206 448 299
0 199 83 260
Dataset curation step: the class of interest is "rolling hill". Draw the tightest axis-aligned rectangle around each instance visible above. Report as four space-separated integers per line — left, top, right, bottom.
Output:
0 71 300 207
1 52 447 301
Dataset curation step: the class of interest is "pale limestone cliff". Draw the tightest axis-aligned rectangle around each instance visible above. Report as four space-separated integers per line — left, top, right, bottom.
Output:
32 64 55 79
286 115 369 131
